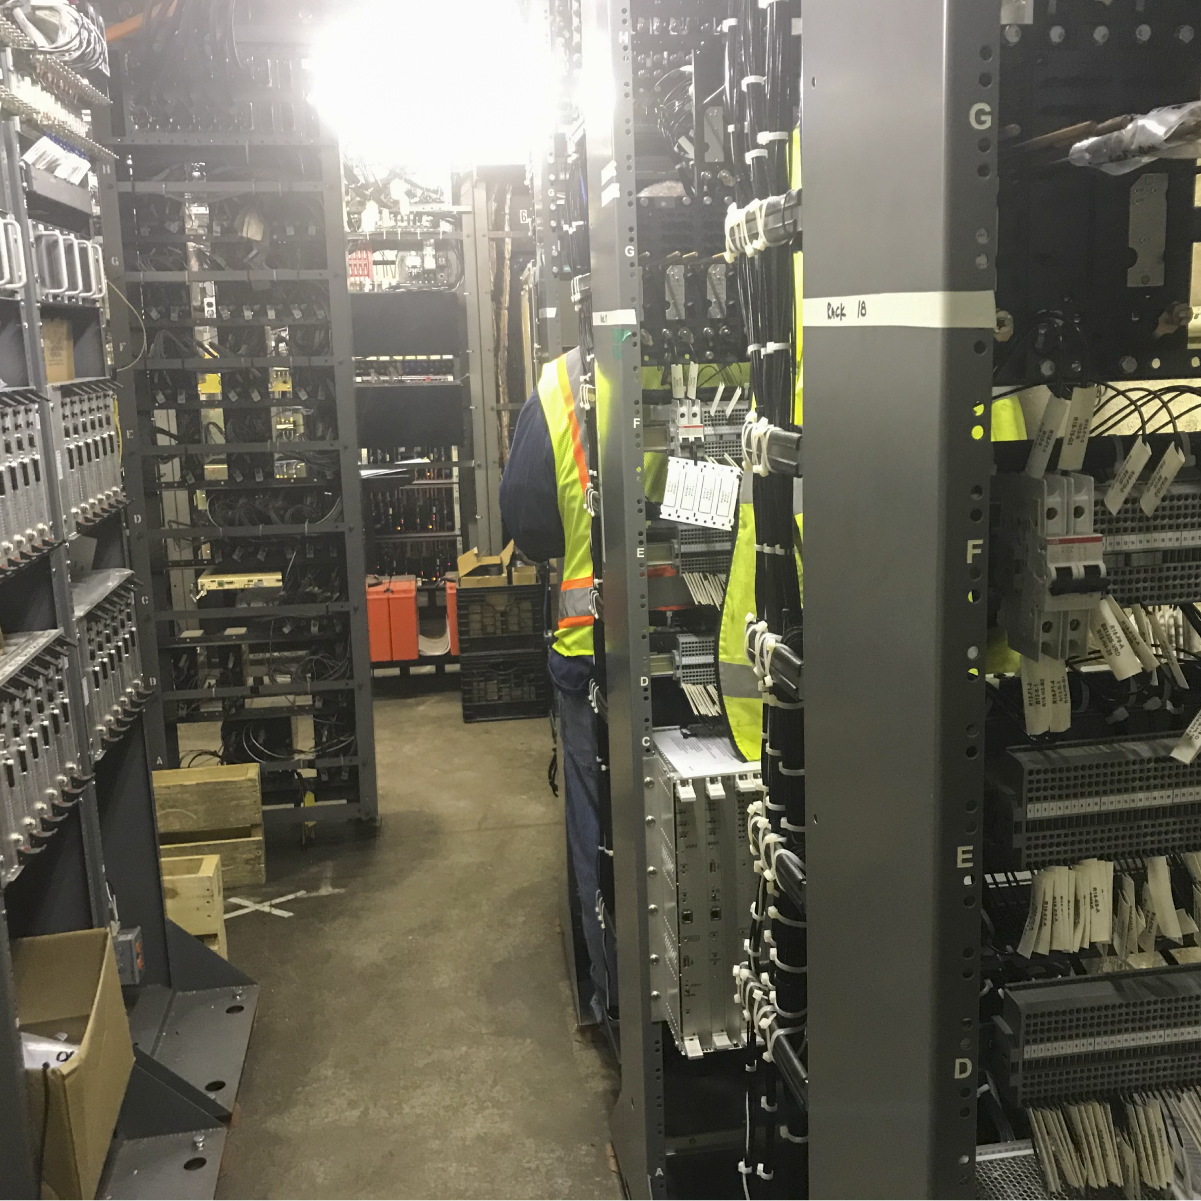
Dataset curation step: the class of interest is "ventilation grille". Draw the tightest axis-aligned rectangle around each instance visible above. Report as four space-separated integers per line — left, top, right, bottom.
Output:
975 1144 1057 1201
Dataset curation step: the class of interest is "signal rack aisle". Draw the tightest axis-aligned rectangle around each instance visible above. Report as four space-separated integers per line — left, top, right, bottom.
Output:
0 17 257 1200
99 5 378 830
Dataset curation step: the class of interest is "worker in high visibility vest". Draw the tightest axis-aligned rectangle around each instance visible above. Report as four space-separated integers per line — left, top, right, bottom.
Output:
499 347 612 1023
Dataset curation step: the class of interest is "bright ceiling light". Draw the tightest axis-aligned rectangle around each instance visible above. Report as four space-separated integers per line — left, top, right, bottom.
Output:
309 0 547 174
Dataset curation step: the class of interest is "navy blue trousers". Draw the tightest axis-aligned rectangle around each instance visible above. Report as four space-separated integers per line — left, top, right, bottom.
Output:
549 649 609 1022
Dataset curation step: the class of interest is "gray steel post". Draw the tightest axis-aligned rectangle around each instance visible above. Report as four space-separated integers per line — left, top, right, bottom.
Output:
801 4 996 1195
319 144 379 825
580 0 665 1194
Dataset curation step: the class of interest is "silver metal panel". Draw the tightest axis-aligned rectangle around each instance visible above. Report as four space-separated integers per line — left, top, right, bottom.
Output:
462 178 505 556
152 985 260 1114
100 1130 227 1201
803 3 994 1195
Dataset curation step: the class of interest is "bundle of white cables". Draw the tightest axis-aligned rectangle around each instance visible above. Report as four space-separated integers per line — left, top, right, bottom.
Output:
3 2 108 75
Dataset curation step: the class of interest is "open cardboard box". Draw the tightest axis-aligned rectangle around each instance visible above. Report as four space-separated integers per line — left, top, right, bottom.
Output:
13 929 135 1200
457 541 538 588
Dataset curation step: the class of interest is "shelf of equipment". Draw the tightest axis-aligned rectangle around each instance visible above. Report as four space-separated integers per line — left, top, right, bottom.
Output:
101 18 377 831
0 19 259 1199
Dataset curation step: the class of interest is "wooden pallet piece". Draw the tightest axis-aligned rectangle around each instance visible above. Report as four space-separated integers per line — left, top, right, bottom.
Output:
161 854 227 959
153 764 266 887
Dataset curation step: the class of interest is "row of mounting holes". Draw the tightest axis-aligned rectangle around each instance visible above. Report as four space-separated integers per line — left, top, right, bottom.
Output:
957 40 997 1186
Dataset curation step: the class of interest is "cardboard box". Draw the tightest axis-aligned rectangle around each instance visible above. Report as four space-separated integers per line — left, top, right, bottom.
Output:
457 542 539 589
13 930 134 1200
41 317 75 385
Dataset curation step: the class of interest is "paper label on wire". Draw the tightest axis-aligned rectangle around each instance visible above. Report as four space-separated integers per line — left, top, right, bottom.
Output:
1089 602 1142 681
1110 599 1159 673
1149 607 1189 689
1057 386 1097 473
1025 395 1070 479
1141 444 1186 516
1104 437 1152 514
1020 655 1051 736
686 362 699 401
671 363 685 399
661 457 741 531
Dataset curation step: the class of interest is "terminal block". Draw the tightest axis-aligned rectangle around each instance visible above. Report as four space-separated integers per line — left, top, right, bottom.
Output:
992 964 1201 1105
987 735 1201 868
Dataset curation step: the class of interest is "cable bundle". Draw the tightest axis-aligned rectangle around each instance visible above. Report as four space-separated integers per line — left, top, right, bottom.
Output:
4 1 108 74
724 0 805 1193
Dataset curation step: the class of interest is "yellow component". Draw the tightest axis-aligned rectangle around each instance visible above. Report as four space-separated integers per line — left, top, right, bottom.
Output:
269 367 293 398
197 373 222 398
991 395 1027 442
986 625 1022 677
197 570 283 596
643 451 668 504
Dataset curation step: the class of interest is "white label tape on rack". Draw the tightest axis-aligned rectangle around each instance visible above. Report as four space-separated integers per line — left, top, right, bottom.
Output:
803 290 996 330
594 309 638 327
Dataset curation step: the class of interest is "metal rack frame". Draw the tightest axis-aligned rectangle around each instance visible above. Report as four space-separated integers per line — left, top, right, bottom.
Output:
99 34 378 829
0 33 258 1198
800 4 996 1195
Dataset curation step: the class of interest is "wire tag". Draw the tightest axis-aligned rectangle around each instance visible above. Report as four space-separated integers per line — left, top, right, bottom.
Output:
1020 654 1051 736
1104 437 1152 514
1057 386 1097 473
1089 601 1142 681
1109 599 1159 673
1148 608 1189 689
1140 444 1186 516
1025 395 1070 479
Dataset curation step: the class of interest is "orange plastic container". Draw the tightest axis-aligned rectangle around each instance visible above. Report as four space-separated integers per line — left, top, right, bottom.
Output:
388 578 419 662
446 580 459 656
367 580 393 663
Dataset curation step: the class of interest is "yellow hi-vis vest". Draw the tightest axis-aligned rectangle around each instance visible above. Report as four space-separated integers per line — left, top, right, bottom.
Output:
539 348 595 657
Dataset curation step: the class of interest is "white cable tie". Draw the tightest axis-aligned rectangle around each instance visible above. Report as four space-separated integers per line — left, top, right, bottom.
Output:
779 1127 809 1145
744 148 768 163
741 75 767 90
757 130 791 143
722 17 739 28
737 1161 753 1178
764 341 790 353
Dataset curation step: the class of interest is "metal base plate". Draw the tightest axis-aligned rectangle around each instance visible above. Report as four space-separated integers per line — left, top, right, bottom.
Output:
100 1130 227 1200
154 984 259 1115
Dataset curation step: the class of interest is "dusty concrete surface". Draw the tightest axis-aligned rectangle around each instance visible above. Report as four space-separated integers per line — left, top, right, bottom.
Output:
216 688 621 1200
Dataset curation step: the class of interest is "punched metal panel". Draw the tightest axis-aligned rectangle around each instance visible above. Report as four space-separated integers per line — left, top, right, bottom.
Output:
988 736 1201 867
646 727 759 1057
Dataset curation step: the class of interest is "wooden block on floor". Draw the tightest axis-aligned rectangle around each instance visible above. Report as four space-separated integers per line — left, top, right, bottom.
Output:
199 930 228 959
161 831 265 888
162 854 225 940
153 764 262 837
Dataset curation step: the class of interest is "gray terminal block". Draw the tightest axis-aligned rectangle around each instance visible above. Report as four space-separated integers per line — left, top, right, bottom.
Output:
987 735 1201 869
992 964 1201 1106
645 727 761 1059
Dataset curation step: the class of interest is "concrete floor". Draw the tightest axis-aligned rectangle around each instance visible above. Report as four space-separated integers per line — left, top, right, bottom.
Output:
216 688 621 1200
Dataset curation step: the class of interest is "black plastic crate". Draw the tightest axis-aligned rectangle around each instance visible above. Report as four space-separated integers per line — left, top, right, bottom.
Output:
457 583 545 654
460 649 550 723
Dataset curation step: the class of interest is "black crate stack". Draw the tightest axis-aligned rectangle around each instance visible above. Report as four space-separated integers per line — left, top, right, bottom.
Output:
456 581 549 722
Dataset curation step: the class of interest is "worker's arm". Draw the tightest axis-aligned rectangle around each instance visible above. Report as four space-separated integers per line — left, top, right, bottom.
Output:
499 390 564 562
